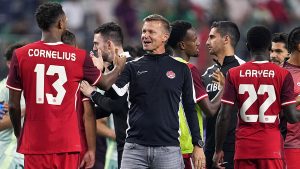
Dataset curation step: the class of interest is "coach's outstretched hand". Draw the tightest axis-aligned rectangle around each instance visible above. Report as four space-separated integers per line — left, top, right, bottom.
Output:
192 146 206 169
80 80 96 97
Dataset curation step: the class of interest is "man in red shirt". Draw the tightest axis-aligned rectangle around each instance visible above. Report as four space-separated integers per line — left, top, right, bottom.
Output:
213 26 300 169
7 2 125 169
282 27 300 169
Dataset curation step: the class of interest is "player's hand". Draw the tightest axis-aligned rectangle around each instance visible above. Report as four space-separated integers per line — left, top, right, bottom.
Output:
90 50 104 72
80 150 95 169
212 69 225 88
212 150 225 169
113 48 126 72
192 146 206 169
80 80 96 97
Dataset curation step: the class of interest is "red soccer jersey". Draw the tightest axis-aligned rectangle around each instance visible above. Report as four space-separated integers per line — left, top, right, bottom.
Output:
6 41 101 154
221 61 296 159
283 62 300 148
187 63 208 102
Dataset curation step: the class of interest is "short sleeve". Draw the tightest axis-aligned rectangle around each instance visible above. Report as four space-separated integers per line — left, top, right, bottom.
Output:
112 63 131 96
281 72 296 106
190 65 208 102
83 54 102 86
221 71 236 105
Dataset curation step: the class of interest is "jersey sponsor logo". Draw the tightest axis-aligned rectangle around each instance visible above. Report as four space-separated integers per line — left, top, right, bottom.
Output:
137 70 148 75
206 82 221 92
166 70 176 79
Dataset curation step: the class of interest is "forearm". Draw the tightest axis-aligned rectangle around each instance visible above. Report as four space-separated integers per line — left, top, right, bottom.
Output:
8 104 21 138
96 118 116 140
96 66 122 91
84 102 96 152
215 104 231 152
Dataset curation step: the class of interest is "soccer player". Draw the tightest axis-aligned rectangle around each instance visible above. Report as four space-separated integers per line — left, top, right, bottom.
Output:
167 20 224 169
204 21 244 169
213 26 300 169
270 32 289 66
282 27 300 169
61 30 96 168
6 2 125 169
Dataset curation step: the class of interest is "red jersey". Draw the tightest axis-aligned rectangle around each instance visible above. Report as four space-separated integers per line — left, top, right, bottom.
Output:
187 63 208 101
221 61 296 159
6 41 101 154
282 62 300 148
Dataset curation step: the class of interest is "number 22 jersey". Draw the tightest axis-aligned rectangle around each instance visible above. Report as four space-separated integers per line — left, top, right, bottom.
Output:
6 41 101 154
221 61 296 159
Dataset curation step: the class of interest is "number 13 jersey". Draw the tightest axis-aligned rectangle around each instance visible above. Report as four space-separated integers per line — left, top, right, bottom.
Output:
221 61 296 159
6 41 101 154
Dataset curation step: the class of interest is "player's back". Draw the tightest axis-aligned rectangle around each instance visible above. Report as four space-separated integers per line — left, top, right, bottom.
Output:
227 61 295 159
7 41 101 154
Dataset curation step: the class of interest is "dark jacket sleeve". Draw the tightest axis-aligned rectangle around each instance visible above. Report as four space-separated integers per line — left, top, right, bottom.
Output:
181 65 202 143
91 91 127 119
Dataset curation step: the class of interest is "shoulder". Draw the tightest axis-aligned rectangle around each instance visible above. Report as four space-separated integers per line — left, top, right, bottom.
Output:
234 55 246 65
202 64 218 77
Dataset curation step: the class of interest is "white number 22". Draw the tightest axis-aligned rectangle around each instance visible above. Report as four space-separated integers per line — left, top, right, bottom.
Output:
34 64 67 105
239 84 277 123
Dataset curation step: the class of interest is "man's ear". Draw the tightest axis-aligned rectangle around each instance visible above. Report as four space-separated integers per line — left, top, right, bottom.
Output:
179 41 185 50
107 40 115 50
224 35 230 45
163 33 170 43
58 18 64 30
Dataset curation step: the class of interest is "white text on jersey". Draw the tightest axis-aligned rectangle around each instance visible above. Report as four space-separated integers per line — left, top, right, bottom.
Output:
28 49 76 61
240 69 275 78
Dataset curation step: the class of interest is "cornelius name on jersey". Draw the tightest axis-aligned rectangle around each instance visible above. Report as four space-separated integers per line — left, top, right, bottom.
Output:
28 49 76 61
240 69 275 78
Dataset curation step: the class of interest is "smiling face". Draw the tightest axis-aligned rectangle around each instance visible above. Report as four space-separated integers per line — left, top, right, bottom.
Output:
141 20 169 54
206 27 225 56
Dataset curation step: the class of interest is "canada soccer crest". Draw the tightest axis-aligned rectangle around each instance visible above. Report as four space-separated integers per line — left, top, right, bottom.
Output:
166 70 176 79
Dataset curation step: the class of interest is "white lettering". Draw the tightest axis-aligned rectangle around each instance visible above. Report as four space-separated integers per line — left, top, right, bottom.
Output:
239 70 275 78
27 49 76 61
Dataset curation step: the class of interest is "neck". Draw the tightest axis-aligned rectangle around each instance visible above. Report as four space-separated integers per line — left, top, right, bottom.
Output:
288 52 300 66
251 51 270 61
216 47 234 65
151 45 166 54
41 30 62 43
173 49 189 62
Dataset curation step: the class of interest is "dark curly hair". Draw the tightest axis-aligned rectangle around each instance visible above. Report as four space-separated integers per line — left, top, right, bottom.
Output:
35 2 65 31
168 20 192 49
247 26 271 52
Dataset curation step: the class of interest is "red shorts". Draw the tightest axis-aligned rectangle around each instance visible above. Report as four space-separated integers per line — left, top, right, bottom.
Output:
234 159 284 169
24 152 80 169
182 154 193 169
285 148 300 169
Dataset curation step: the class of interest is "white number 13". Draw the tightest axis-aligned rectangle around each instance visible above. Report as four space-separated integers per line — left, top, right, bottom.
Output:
239 84 277 123
34 64 67 105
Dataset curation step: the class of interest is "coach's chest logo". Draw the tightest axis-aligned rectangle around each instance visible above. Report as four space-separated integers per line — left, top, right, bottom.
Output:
166 70 176 79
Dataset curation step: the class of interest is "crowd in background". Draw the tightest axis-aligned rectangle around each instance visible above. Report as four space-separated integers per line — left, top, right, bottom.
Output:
1 0 300 78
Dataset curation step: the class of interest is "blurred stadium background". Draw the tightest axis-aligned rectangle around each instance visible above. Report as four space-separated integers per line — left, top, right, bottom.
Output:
0 0 299 79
